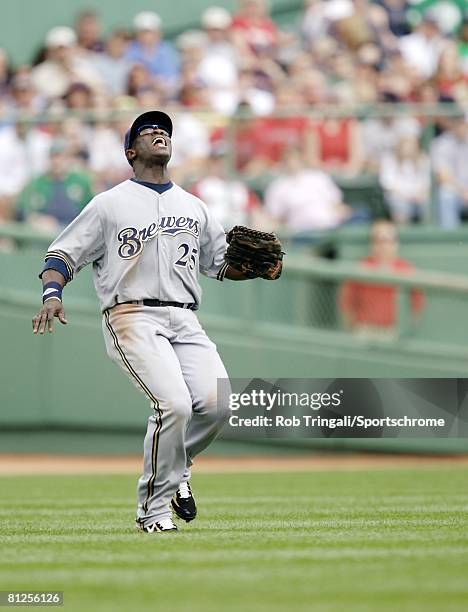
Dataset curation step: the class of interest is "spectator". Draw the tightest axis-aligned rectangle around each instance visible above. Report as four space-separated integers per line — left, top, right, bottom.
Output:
356 0 398 51
431 115 468 228
294 64 329 105
178 49 212 109
88 121 132 191
16 139 93 231
134 84 164 110
94 31 132 96
264 147 350 232
0 122 52 220
234 64 276 115
197 7 239 115
351 59 380 104
398 13 447 79
59 117 92 168
226 82 307 178
327 50 358 103
169 110 211 184
361 115 420 172
231 0 279 57
245 85 309 171
378 0 411 37
339 220 424 333
334 0 396 54
63 82 93 110
309 117 364 177
309 35 340 73
7 73 44 112
435 41 468 102
302 0 353 46
126 12 180 92
126 63 154 98
175 30 212 108
74 10 105 53
202 7 236 62
379 136 430 224
31 26 104 101
229 112 265 175
378 49 415 101
191 151 260 229
105 97 141 180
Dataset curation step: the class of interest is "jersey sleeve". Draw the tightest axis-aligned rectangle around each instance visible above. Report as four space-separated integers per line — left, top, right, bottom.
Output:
199 206 228 281
40 197 105 282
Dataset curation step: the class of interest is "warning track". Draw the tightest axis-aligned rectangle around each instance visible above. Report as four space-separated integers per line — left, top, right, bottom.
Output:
0 453 467 475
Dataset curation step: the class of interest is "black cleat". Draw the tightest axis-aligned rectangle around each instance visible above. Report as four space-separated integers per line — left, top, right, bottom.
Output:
136 517 178 533
171 482 197 522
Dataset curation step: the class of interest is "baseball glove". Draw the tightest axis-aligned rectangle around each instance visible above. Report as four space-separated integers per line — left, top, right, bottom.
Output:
225 226 284 280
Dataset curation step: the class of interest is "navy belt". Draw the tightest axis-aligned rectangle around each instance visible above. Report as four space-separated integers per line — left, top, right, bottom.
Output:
118 299 196 310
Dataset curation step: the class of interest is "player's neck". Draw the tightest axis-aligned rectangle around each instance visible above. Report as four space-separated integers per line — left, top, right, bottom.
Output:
133 165 171 184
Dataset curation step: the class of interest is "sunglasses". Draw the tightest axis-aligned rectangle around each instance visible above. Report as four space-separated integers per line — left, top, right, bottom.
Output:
137 124 170 138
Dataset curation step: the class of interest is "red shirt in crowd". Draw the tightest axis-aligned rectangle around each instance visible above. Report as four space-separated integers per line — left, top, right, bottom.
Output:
339 256 425 328
253 116 310 164
210 117 309 170
312 119 352 167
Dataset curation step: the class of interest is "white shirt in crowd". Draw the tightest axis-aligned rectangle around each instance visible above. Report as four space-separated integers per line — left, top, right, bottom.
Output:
0 126 52 196
398 32 446 79
379 154 430 201
88 126 130 175
264 169 343 232
169 112 210 169
31 55 104 99
194 176 252 229
93 53 133 96
197 53 238 116
361 117 421 165
431 131 468 188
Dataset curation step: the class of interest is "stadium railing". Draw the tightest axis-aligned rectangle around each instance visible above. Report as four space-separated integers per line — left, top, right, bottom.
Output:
1 102 466 224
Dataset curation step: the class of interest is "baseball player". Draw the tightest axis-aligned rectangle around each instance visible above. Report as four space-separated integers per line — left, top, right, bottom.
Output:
32 110 282 534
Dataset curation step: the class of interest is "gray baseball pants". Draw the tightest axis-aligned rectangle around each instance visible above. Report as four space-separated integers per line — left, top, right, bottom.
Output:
102 303 231 527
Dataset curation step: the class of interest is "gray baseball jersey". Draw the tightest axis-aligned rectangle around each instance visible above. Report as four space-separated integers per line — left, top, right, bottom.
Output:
44 179 229 310
41 179 232 528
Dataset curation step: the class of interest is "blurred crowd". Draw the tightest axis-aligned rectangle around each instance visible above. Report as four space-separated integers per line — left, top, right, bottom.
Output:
0 0 468 234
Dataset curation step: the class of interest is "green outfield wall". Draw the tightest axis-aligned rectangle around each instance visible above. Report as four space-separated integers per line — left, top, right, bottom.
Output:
0 224 467 454
323 225 468 275
1 0 302 66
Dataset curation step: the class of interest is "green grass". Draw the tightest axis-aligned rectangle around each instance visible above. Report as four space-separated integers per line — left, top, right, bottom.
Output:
0 467 468 612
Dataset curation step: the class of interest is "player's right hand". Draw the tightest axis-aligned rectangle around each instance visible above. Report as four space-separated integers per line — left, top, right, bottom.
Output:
32 299 68 335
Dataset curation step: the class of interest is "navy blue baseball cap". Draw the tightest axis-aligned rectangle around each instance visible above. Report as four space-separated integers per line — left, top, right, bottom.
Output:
124 110 173 153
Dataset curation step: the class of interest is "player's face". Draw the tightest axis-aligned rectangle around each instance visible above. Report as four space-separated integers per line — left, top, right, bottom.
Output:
133 125 172 165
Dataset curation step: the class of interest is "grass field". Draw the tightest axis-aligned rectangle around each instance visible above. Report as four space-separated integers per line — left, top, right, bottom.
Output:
1 467 467 612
